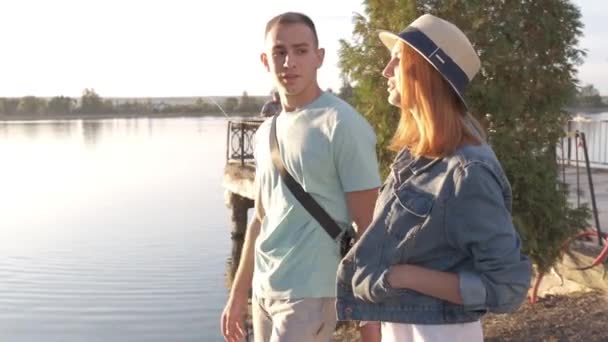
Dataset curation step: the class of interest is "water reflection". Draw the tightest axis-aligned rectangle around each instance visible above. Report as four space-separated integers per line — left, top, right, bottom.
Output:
82 120 107 147
0 117 230 342
48 121 76 140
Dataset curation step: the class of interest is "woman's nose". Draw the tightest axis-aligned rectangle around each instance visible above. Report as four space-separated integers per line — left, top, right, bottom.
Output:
382 61 394 79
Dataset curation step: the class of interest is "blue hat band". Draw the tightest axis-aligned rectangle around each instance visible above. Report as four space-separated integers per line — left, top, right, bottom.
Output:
397 27 469 98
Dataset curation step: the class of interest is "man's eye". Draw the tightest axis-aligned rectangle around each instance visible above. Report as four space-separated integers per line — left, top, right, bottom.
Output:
296 49 308 54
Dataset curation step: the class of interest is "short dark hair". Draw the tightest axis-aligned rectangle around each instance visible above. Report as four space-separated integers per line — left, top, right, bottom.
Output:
264 12 319 47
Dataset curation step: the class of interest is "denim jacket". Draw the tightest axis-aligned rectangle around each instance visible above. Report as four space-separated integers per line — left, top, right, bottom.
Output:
336 144 531 324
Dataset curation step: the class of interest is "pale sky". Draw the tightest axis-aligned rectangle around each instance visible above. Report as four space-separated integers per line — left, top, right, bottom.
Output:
0 0 605 98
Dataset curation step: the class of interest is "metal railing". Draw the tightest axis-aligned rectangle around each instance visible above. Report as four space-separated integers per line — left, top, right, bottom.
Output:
225 119 264 165
557 129 603 245
561 119 608 167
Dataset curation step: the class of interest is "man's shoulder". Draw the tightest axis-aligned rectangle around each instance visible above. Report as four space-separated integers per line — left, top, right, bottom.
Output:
320 92 360 117
315 93 372 131
254 117 273 140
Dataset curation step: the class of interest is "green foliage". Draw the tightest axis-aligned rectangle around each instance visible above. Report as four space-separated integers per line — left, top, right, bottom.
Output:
238 91 259 113
224 97 239 112
80 88 108 114
18 96 47 115
0 98 21 115
571 84 604 108
194 98 211 112
47 96 75 114
339 0 418 178
339 0 590 273
2 89 266 117
115 100 144 114
337 77 354 104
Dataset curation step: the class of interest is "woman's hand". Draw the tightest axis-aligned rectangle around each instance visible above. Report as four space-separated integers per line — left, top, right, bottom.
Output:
387 264 463 305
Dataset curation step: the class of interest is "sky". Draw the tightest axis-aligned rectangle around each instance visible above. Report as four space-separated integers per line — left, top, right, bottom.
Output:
0 0 606 98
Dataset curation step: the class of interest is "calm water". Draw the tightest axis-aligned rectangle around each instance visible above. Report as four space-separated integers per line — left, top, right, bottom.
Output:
0 117 231 341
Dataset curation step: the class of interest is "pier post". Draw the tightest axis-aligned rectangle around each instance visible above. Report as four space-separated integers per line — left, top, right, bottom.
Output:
225 191 254 287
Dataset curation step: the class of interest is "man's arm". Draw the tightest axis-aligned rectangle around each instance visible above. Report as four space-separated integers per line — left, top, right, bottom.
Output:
221 185 264 342
345 188 381 342
345 188 378 238
230 189 264 296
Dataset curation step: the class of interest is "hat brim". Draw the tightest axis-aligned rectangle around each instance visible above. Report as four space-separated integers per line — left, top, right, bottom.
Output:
378 30 401 51
377 29 469 110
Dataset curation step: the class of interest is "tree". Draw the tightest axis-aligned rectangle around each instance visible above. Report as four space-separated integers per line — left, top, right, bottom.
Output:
0 98 20 115
238 91 257 113
337 77 354 103
18 96 47 115
338 1 418 177
574 84 603 108
224 97 239 113
194 98 210 113
580 84 599 98
79 88 105 114
339 0 589 274
47 96 75 114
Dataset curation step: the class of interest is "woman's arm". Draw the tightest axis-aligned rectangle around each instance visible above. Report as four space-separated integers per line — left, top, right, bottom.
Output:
388 162 531 313
444 163 531 313
387 264 463 304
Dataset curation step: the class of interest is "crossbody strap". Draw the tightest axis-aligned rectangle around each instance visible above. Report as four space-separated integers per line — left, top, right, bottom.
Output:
269 115 342 240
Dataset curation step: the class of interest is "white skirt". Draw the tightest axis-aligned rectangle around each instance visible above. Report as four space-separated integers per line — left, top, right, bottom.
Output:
381 321 483 342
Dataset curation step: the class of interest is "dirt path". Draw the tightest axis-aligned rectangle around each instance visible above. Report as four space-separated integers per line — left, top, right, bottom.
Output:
484 291 608 341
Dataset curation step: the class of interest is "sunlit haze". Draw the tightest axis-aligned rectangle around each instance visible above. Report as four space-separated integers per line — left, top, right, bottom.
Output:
0 0 605 97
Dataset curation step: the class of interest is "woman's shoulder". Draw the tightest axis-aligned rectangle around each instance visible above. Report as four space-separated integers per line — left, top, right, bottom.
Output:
446 143 511 192
449 143 501 169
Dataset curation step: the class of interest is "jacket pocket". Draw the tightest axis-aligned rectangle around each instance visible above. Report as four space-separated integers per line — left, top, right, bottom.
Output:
387 183 434 241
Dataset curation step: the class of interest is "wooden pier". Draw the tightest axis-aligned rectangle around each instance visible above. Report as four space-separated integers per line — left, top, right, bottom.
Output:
222 119 263 286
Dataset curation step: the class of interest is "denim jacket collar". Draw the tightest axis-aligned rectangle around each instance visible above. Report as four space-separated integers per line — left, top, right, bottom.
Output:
391 149 441 186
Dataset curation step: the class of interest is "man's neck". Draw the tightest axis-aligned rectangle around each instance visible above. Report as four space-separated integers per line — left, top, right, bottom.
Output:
281 86 323 112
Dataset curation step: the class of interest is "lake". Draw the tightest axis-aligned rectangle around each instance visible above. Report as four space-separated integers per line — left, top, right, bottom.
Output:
0 117 232 341
2 113 604 342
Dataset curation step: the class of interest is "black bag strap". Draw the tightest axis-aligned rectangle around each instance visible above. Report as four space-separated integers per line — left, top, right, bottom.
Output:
269 115 342 240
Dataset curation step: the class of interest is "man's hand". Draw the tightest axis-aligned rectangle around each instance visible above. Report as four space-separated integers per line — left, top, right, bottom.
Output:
221 291 249 342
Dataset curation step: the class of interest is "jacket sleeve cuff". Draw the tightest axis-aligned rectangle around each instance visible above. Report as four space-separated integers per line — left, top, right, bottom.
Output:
371 268 394 302
459 271 487 311
352 268 393 303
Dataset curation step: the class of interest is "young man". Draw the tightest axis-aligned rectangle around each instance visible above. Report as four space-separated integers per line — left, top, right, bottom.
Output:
221 12 381 342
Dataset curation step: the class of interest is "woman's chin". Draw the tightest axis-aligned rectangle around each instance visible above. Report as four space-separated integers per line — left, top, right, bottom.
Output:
388 96 401 108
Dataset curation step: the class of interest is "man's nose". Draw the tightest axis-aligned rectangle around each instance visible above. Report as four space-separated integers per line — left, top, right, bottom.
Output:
283 52 296 69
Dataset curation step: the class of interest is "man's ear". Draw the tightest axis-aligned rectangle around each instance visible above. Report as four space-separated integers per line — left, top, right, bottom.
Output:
316 48 325 68
260 53 270 72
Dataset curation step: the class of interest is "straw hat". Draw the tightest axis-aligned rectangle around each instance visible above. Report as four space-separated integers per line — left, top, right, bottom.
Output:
378 14 481 108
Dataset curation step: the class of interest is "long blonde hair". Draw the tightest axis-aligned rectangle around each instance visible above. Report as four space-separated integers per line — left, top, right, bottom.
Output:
389 42 485 157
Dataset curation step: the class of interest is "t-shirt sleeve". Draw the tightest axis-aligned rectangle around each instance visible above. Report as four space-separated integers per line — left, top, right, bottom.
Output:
260 102 271 116
252 119 270 162
331 113 382 192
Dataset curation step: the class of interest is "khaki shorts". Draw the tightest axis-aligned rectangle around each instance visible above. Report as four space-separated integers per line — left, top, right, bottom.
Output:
252 295 337 342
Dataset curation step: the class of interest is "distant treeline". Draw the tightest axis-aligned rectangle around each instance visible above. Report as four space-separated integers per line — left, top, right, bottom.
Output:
569 84 608 109
0 89 267 116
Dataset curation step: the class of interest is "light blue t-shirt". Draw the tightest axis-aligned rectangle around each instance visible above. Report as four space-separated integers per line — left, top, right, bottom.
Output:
252 92 381 299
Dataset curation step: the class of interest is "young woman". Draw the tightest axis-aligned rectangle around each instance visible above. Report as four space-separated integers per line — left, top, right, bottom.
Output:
336 14 532 342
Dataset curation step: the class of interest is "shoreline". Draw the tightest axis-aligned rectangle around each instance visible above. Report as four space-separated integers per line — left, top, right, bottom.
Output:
0 112 260 122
